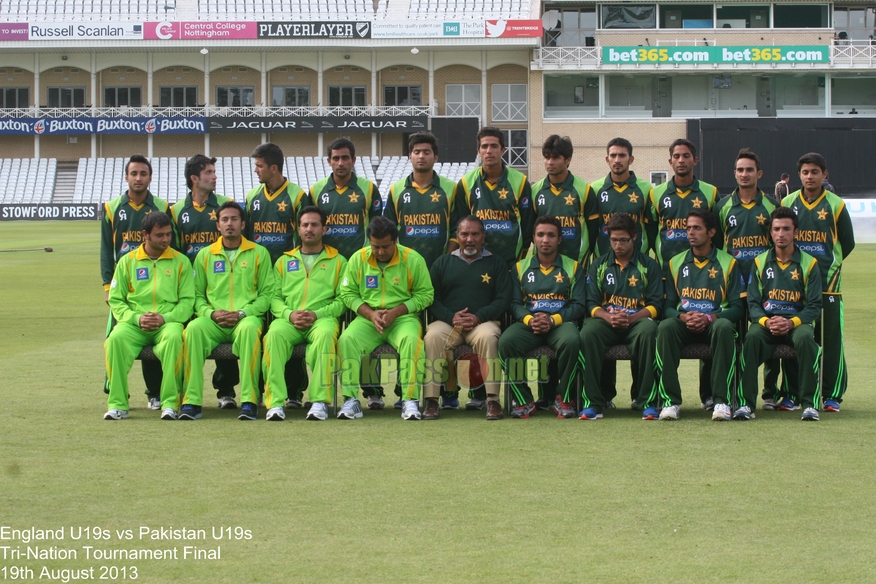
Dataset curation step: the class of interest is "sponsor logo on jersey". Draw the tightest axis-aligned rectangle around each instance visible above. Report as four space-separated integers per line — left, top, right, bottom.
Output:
119 242 140 255
561 227 576 240
796 242 826 256
732 247 767 261
254 233 287 245
365 275 378 288
372 198 381 209
214 260 226 273
601 225 610 235
404 225 440 237
287 259 300 272
136 268 149 280
326 225 359 237
763 300 797 314
185 243 206 257
680 298 716 312
607 304 637 315
483 220 513 232
520 196 530 209
530 299 565 312
664 229 689 241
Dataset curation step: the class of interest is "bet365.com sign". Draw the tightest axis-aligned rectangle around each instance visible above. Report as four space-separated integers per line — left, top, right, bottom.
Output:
603 46 829 65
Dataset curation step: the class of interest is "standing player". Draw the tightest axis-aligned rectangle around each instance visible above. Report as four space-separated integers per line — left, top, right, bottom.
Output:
452 126 535 267
170 154 239 410
782 152 855 412
100 154 170 409
104 212 193 421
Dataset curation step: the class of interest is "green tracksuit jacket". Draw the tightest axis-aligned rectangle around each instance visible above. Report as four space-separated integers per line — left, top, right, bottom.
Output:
270 245 348 321
109 245 195 327
192 237 275 318
340 243 434 315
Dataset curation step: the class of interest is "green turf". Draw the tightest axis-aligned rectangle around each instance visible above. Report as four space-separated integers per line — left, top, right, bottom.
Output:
1 222 874 583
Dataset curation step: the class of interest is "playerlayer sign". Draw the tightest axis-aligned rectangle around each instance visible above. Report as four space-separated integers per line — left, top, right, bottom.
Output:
258 21 372 39
0 117 205 135
603 46 829 65
0 204 100 221
206 116 427 133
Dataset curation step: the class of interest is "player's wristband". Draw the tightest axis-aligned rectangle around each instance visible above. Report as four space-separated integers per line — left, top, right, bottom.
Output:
705 314 714 324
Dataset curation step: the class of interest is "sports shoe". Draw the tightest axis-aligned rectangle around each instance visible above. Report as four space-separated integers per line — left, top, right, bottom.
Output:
605 400 616 409
511 402 536 419
824 399 841 412
366 395 385 410
393 398 403 409
466 398 486 411
486 400 504 420
535 397 552 411
761 398 778 411
642 406 660 420
578 407 603 421
266 407 286 421
401 399 421 420
712 403 732 421
238 402 258 421
733 406 755 421
549 395 562 415
441 396 460 410
178 404 202 420
337 398 364 420
701 397 714 411
557 402 577 419
659 405 680 420
104 409 129 420
631 400 639 410
423 398 440 420
306 402 328 421
148 397 161 410
217 396 237 410
160 408 178 421
778 398 801 411
284 397 303 409
801 407 820 421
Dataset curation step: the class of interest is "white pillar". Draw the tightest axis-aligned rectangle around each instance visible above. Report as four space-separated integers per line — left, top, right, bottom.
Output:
481 51 488 126
317 51 324 157
91 53 97 158
34 53 40 158
148 134 154 158
428 51 435 129
260 51 267 107
204 133 210 156
203 53 210 107
598 73 606 118
371 51 377 156
147 52 153 108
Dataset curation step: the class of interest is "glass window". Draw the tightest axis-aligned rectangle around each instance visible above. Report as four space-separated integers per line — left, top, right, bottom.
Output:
271 86 310 106
1 87 29 108
159 86 198 107
774 4 830 28
104 87 142 107
492 84 527 122
543 6 596 46
717 5 770 29
328 86 366 107
502 129 528 167
661 4 713 29
833 7 876 39
216 86 254 107
445 84 481 117
601 5 656 29
383 85 422 106
48 87 86 108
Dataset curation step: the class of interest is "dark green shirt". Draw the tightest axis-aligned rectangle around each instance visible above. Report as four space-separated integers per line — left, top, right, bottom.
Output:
530 172 596 263
586 249 663 319
665 245 746 322
428 249 513 324
309 172 383 259
747 246 822 327
713 189 779 278
648 177 719 267
244 179 308 263
385 172 458 267
100 191 171 287
170 191 231 263
586 171 653 257
510 254 586 325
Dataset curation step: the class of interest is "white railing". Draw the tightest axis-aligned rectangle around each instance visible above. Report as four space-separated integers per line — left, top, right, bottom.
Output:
533 47 600 68
832 43 876 66
0 105 435 118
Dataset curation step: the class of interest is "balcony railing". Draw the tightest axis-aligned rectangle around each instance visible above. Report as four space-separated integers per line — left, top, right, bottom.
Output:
0 105 435 118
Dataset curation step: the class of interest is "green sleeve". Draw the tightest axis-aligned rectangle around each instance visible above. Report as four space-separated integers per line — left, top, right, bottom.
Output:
584 261 602 315
368 183 384 222
108 258 140 326
242 190 256 241
427 258 454 324
837 205 856 260
644 260 664 318
664 270 680 319
746 259 765 323
313 256 348 319
518 181 535 259
718 260 745 322
402 252 435 315
583 189 599 262
474 259 513 323
100 203 115 287
163 257 195 324
713 197 727 250
270 259 290 321
241 246 276 318
296 185 313 211
193 249 213 319
559 263 587 323
509 264 529 323
449 180 470 241
340 254 365 313
383 184 398 225
799 260 823 325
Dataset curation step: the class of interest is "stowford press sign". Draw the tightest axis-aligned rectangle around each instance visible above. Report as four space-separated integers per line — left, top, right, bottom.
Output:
0 204 100 221
206 116 427 133
0 117 206 135
602 46 829 65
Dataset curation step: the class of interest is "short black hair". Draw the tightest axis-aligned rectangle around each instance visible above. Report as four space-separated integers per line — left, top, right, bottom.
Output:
141 211 171 234
476 126 505 149
736 148 761 172
533 214 562 238
687 208 717 232
606 137 633 156
125 154 152 176
606 213 636 238
781 173 790 181
669 139 697 158
251 143 285 173
217 200 244 221
770 206 798 229
456 215 485 234
328 137 356 159
797 152 827 172
185 154 217 190
408 131 439 155
298 205 327 227
542 135 573 160
366 215 398 241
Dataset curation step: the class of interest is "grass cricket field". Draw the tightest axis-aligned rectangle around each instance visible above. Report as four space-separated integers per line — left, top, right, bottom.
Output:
1 221 874 583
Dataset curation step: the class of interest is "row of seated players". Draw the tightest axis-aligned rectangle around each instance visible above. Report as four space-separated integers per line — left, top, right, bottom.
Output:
104 202 824 423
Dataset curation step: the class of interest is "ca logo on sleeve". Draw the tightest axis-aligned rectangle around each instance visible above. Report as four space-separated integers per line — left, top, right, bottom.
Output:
287 259 300 272
136 268 149 280
214 260 226 273
366 275 379 288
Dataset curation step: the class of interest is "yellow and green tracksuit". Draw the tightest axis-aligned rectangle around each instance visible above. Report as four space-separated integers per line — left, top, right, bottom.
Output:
647 178 719 267
170 191 231 262
309 173 383 260
244 179 309 264
587 171 654 257
106 246 194 412
183 237 276 407
338 244 434 400
262 245 348 408
530 172 597 264
384 172 458 267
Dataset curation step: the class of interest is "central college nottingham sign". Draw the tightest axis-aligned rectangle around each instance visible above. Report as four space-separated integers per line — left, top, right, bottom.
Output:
206 116 428 133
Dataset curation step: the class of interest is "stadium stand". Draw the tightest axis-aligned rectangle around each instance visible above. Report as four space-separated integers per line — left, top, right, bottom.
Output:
0 0 174 21
0 158 57 204
197 0 375 20
407 0 529 19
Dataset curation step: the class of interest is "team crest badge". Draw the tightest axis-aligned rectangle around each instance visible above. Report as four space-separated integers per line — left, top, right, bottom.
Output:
214 260 226 273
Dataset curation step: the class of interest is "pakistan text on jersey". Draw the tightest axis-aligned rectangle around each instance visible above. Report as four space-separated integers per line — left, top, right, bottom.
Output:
605 295 642 311
252 222 288 233
767 289 802 302
526 293 566 300
183 232 220 244
404 213 442 225
731 235 769 249
475 209 511 221
796 230 828 243
121 231 143 242
664 218 688 230
679 287 717 301
326 213 361 225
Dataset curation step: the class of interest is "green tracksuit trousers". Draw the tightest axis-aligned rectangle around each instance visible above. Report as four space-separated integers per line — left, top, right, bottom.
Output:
106 322 184 411
105 311 163 398
183 316 264 407
656 317 737 407
739 323 820 409
499 321 580 405
262 317 340 408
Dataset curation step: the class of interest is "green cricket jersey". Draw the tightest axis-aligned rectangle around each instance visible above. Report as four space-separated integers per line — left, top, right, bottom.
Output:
586 249 663 319
747 247 822 328
309 172 383 259
586 171 653 256
192 236 275 319
453 165 535 266
384 172 458 267
713 189 779 278
530 172 597 263
510 254 586 326
648 178 719 266
100 191 171 289
428 250 513 325
244 179 309 263
108 245 194 327
170 191 231 263
271 245 348 322
665 246 746 321
340 243 434 315
782 189 856 293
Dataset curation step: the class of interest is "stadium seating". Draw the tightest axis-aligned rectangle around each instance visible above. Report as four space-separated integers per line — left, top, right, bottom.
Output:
407 0 529 20
0 0 173 21
0 158 57 204
197 0 375 20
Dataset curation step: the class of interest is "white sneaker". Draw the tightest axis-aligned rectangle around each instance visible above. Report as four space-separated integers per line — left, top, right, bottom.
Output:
733 406 755 420
337 398 364 420
217 396 237 409
712 403 732 421
147 397 161 410
104 409 129 420
306 402 328 421
659 405 680 421
801 407 820 421
367 395 385 410
401 399 421 420
701 397 714 411
465 398 486 411
266 407 286 421
160 408 178 420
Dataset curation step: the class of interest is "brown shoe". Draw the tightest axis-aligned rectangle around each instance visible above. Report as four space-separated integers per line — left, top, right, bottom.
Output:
486 400 504 420
423 398 440 420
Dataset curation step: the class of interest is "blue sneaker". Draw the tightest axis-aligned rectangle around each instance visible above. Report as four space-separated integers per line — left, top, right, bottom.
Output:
778 398 801 411
642 406 660 420
237 402 258 421
578 407 603 421
178 404 202 420
393 398 403 409
824 399 840 412
441 396 460 410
